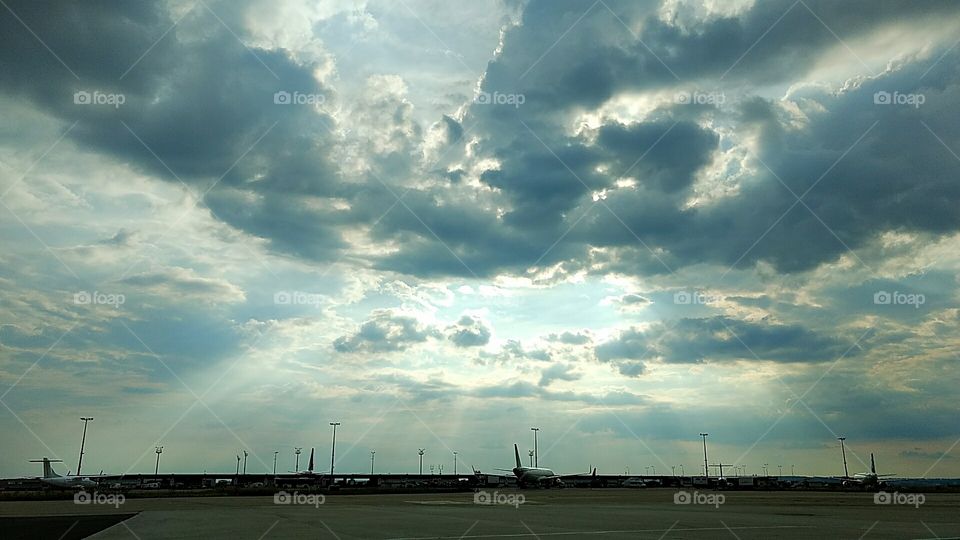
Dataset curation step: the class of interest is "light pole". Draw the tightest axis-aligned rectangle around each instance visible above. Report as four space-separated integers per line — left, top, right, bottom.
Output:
453 451 458 475
273 451 279 475
236 455 240 476
528 450 534 466
329 422 340 477
531 428 540 467
778 465 783 476
370 451 376 475
838 437 849 478
78 417 93 475
679 464 684 476
242 450 248 475
154 446 163 475
699 433 709 478
791 464 795 476
295 447 302 472
650 465 656 475
763 463 769 476
418 449 425 475
671 465 676 477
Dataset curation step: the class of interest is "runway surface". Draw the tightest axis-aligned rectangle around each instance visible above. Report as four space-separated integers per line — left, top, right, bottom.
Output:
1 489 958 539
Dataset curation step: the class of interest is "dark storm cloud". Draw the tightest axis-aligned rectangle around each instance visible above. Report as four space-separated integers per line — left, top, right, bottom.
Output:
1 1 335 185
364 0 960 279
674 64 960 273
4 0 960 281
0 0 346 261
595 316 861 373
369 187 555 277
596 120 719 193
485 0 957 108
382 43 960 279
445 315 491 348
333 309 439 353
479 140 607 229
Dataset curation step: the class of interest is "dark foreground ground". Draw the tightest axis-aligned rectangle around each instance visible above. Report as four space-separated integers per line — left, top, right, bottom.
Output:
1 489 958 539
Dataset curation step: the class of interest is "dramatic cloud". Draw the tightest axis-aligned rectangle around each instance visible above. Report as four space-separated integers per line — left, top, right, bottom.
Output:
2 0 959 478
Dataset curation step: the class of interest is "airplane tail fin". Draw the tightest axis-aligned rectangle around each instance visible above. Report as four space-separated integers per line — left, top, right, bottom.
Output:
29 458 63 478
870 453 876 474
514 444 522 469
308 448 315 473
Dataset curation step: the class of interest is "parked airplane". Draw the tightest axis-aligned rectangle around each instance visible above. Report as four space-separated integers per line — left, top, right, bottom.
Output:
290 448 320 476
842 453 895 488
29 458 100 489
496 444 596 488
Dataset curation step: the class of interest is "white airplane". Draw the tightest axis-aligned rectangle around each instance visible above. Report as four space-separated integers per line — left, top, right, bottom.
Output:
29 458 100 489
841 453 896 488
496 444 596 488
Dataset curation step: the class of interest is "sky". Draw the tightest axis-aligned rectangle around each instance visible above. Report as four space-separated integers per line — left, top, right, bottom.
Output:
1 0 959 480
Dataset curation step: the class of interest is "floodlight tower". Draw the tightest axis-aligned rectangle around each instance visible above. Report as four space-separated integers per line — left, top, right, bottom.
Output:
531 427 540 466
699 433 709 478
77 417 93 475
838 437 849 478
329 422 340 477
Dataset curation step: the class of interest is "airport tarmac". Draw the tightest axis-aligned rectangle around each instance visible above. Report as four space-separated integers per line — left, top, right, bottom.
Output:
1 489 958 539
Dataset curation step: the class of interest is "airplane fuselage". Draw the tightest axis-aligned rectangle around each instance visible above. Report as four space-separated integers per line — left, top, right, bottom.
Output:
41 476 99 489
513 466 560 485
